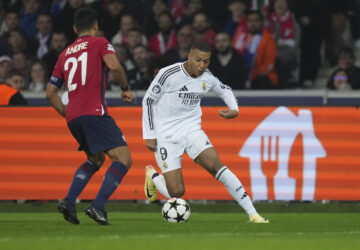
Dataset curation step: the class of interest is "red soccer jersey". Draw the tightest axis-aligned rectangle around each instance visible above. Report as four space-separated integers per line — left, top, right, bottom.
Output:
50 35 115 122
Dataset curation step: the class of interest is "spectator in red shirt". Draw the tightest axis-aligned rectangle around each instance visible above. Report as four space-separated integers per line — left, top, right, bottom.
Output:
226 0 248 38
192 12 216 48
111 14 136 45
267 0 299 88
143 0 169 38
148 11 177 57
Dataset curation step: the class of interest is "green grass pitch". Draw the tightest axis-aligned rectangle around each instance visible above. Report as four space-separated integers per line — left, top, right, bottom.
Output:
0 202 359 250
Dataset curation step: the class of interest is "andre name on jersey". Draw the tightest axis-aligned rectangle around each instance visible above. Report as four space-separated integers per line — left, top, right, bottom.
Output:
65 41 89 56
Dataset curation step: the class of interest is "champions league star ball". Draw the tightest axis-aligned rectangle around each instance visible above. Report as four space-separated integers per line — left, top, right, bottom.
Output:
162 198 191 223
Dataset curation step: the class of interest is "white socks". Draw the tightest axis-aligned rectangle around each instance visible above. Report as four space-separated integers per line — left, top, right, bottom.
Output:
215 166 257 217
151 172 171 199
151 166 258 217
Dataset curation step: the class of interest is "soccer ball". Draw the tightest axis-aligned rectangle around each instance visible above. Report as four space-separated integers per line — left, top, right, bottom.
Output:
162 198 191 223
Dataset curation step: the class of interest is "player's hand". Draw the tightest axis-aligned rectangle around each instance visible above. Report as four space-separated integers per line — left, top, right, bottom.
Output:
121 90 134 103
145 139 157 152
219 109 239 119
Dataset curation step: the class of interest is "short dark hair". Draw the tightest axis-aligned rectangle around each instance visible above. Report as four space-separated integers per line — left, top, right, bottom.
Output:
5 10 19 18
52 30 67 37
74 7 98 33
158 11 174 24
4 69 23 80
132 43 149 52
338 47 355 59
37 13 52 20
128 27 142 34
193 11 209 21
247 10 263 21
228 0 247 5
8 27 27 38
327 68 349 89
191 41 211 52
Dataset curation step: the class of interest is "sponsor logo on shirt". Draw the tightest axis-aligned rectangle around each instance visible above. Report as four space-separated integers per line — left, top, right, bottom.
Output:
107 44 115 52
178 93 203 106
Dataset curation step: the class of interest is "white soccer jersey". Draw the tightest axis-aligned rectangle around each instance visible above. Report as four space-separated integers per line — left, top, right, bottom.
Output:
142 62 239 141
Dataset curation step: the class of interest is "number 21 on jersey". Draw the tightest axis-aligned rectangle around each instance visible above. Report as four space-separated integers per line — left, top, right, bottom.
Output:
64 52 88 92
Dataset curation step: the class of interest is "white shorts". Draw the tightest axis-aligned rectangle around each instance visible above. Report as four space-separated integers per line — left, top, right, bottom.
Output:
154 130 213 173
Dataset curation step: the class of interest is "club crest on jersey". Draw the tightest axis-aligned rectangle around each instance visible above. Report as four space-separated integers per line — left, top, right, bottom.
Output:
202 82 206 91
163 162 168 169
152 84 161 94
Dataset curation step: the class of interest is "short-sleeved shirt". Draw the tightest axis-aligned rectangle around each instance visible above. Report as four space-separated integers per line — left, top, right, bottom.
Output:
50 35 115 122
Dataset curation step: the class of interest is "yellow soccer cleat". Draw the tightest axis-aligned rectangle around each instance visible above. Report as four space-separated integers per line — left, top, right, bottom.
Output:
249 213 269 223
144 165 158 202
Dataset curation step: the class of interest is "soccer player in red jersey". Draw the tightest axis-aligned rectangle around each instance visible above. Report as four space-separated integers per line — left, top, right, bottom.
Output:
46 7 133 225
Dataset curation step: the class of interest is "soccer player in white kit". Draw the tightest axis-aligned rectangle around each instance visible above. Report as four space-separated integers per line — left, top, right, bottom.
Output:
142 41 268 223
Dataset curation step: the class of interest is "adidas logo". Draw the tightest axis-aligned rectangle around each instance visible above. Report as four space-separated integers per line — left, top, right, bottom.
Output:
241 192 248 200
180 85 188 91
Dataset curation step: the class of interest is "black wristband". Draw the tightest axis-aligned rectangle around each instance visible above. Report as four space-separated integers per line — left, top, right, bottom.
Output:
121 85 129 91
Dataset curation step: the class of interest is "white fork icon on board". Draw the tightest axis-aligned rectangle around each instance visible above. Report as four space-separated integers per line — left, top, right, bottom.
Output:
261 135 279 200
239 107 326 201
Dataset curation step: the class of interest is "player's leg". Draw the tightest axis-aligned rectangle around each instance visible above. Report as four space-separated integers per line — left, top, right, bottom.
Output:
58 152 104 225
87 146 131 223
59 116 106 225
86 146 131 225
145 165 170 201
188 130 268 223
145 141 184 201
82 115 131 225
65 151 104 205
195 147 268 223
147 167 185 198
163 169 185 197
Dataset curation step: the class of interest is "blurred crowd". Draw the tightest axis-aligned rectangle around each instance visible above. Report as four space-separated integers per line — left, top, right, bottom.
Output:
1 0 360 93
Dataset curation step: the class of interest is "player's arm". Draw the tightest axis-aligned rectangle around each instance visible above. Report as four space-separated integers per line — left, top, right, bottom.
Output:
142 68 167 152
103 53 133 103
46 83 66 117
209 74 239 119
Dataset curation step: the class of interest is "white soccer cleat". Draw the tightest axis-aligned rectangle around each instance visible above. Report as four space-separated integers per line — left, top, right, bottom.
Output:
249 213 269 223
144 165 158 202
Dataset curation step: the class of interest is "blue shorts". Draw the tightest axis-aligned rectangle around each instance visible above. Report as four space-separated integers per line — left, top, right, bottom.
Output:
67 115 127 155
